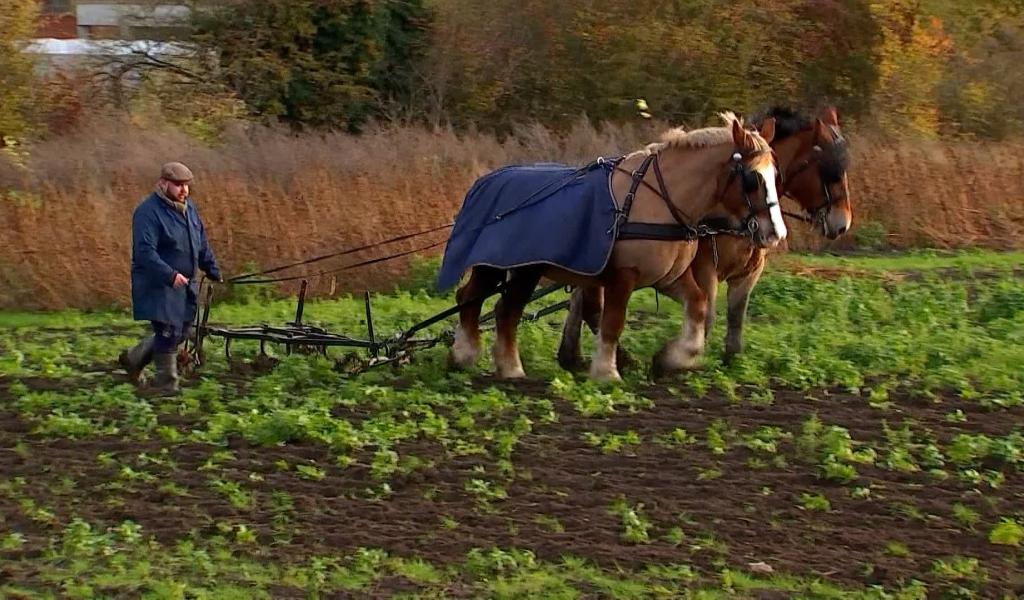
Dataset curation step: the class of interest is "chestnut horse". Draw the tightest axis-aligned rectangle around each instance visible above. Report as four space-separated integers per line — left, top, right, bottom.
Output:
446 114 786 381
556 106 852 374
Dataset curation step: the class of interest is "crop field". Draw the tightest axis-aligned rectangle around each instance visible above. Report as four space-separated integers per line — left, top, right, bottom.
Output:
1 250 1023 599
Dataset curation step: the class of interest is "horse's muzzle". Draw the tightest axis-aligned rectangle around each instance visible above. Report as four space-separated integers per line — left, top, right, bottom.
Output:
823 210 851 240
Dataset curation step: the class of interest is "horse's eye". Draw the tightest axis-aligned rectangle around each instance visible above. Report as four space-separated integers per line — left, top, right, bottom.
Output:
742 171 760 192
819 162 845 185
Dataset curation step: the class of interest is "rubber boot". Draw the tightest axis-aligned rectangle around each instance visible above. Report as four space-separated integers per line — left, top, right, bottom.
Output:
118 336 154 385
150 352 180 395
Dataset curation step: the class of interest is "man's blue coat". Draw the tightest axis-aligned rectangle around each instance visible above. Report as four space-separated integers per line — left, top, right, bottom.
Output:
131 192 221 324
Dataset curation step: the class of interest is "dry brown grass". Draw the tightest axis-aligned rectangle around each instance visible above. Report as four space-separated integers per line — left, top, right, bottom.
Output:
1 116 1022 310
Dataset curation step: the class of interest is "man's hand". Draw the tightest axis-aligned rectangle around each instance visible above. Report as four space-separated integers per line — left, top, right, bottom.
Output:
172 273 189 289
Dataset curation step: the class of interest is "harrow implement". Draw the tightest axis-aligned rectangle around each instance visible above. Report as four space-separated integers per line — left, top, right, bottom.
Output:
189 263 569 377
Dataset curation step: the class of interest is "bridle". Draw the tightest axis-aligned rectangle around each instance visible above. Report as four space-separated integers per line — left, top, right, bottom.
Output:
610 147 779 243
779 125 847 228
717 149 779 238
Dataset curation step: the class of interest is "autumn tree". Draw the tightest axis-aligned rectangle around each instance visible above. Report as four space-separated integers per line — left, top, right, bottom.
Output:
419 0 889 132
795 0 882 119
190 0 431 131
0 0 39 141
929 0 1024 137
866 0 953 136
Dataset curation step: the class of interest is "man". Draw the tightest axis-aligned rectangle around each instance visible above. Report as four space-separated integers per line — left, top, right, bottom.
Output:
119 161 222 394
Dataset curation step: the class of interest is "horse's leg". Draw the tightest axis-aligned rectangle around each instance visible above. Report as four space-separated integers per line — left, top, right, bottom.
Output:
493 267 543 379
449 266 503 369
652 269 707 377
690 255 720 341
589 269 638 382
557 285 640 372
556 286 587 372
724 259 766 361
557 285 602 371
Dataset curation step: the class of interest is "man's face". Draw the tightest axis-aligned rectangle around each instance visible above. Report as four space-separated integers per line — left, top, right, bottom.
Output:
161 178 190 202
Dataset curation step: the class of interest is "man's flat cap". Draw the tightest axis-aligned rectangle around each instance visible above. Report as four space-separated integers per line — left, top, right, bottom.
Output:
160 161 194 183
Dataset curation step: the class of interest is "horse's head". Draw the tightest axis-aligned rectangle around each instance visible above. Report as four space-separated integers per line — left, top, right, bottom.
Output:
779 106 852 240
711 117 787 249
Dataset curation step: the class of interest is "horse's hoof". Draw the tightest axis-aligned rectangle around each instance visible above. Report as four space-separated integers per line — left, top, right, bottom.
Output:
557 350 585 373
651 347 699 380
450 327 481 367
724 338 742 363
616 346 636 371
650 358 674 382
589 366 622 382
496 368 527 380
447 351 476 370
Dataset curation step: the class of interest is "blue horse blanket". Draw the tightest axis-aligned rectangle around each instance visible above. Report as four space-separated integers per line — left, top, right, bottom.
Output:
436 161 619 291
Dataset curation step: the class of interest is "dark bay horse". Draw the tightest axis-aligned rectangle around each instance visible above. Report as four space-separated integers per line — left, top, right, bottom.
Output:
445 114 786 381
556 106 853 374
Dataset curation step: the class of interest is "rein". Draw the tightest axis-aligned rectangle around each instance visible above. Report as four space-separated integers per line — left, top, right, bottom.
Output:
782 208 814 223
778 119 849 228
227 222 454 285
226 137 838 287
777 144 840 227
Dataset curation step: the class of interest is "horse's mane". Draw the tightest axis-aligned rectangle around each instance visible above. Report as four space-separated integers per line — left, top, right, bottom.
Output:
626 112 771 161
750 105 850 176
750 106 811 143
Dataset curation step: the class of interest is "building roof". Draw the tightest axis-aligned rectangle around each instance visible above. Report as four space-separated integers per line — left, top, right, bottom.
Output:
22 37 195 56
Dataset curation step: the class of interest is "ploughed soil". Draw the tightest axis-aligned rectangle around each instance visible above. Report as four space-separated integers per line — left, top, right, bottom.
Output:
2 374 1024 597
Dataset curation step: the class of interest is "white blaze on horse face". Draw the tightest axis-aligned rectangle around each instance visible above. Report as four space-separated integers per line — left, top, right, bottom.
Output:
756 162 787 241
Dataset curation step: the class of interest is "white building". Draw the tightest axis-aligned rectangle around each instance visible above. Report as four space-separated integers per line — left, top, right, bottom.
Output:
36 1 191 40
29 1 193 74
74 2 191 40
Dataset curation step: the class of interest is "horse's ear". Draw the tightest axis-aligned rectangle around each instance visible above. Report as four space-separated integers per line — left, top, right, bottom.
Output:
819 105 839 127
731 118 749 149
759 117 776 144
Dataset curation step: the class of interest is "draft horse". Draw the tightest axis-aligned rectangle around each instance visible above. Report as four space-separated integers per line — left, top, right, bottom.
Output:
444 114 787 381
556 106 853 375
